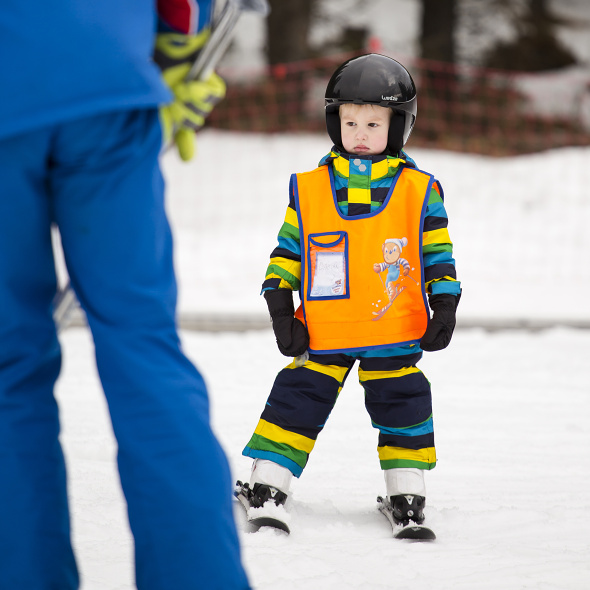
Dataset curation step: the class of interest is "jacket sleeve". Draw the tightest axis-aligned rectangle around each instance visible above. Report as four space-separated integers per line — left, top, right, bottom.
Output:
157 0 214 34
261 189 302 293
422 180 461 296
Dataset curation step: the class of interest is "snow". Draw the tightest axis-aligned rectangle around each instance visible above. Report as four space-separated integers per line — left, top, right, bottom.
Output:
54 133 590 589
164 132 590 326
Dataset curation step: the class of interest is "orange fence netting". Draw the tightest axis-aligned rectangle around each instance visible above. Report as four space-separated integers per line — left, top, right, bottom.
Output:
209 52 590 156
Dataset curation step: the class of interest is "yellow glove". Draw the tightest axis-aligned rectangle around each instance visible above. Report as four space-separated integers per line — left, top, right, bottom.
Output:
154 32 226 161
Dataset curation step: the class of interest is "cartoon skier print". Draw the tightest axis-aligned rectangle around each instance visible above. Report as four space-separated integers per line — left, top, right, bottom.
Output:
372 237 420 319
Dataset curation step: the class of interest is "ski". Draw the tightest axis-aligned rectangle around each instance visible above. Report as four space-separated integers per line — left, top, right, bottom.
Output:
234 480 290 534
377 495 436 541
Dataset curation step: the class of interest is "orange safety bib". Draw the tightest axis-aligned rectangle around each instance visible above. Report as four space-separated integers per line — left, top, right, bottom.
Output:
293 164 432 354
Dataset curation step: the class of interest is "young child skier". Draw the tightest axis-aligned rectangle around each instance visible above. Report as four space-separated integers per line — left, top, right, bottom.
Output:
239 54 461 533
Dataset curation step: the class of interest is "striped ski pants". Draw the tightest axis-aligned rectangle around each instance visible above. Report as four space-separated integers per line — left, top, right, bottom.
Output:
243 350 436 477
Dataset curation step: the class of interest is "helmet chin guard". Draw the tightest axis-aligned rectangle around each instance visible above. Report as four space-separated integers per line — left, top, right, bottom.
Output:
325 54 417 156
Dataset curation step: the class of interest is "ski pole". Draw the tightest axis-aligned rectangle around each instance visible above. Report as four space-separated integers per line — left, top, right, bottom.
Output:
53 280 78 333
187 0 269 82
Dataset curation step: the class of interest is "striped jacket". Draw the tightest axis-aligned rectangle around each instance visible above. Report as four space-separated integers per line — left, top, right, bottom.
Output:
262 150 461 301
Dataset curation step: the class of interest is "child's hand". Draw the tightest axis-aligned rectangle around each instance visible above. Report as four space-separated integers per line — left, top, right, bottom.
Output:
420 293 460 351
273 316 309 357
264 289 310 357
373 263 381 273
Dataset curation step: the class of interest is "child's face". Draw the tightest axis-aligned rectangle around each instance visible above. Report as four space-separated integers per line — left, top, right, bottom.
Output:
340 104 390 156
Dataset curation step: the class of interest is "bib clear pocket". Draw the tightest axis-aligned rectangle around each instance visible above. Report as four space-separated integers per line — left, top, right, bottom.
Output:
307 232 349 300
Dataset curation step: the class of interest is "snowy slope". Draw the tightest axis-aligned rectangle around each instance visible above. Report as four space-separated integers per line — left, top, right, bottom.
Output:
50 134 590 588
57 326 590 589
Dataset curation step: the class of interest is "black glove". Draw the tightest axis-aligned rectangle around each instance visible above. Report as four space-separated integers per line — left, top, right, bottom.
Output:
420 293 460 352
264 289 310 357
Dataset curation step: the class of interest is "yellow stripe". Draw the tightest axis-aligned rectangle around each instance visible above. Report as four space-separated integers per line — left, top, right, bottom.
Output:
284 207 299 229
423 228 451 246
347 187 371 204
358 366 421 382
333 156 350 178
286 359 349 384
254 419 316 453
378 445 437 464
269 257 301 277
265 273 298 290
370 159 390 180
426 276 459 288
371 157 402 180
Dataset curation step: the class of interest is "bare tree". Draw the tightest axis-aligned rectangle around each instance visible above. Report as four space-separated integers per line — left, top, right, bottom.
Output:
419 0 457 63
266 0 314 65
479 0 578 71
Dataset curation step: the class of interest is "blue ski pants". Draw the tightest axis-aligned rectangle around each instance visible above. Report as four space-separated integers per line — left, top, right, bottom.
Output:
0 109 249 590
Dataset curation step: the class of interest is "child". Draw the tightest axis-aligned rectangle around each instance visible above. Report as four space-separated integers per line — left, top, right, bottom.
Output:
241 54 461 530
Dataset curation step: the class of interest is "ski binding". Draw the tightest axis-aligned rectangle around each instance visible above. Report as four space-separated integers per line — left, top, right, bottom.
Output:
235 480 290 534
377 495 436 541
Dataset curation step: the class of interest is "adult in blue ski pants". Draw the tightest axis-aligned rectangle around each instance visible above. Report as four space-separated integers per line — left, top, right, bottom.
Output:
0 108 249 589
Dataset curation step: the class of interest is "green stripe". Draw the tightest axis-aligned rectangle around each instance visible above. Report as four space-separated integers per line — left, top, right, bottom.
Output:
423 243 453 255
380 458 437 470
348 174 371 189
428 189 443 205
278 221 299 241
265 264 300 287
245 434 308 470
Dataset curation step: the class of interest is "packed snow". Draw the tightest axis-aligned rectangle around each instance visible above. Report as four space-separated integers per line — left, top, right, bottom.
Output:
53 132 590 589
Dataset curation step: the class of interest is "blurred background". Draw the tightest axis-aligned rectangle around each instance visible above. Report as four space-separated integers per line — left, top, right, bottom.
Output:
214 0 590 155
158 0 590 331
55 5 590 585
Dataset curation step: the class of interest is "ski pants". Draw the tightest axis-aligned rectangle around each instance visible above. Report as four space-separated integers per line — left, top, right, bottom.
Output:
243 350 436 477
0 109 249 590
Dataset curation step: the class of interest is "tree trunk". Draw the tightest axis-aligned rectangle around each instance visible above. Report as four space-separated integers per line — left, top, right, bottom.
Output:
419 0 457 63
266 0 314 66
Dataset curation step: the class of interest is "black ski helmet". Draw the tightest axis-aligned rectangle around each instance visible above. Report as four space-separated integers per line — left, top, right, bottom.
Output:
325 54 417 155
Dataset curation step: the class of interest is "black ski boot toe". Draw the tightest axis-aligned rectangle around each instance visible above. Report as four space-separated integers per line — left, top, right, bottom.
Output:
391 494 425 526
249 483 288 509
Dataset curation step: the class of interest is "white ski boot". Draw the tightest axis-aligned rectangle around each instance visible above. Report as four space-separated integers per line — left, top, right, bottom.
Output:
235 459 293 533
377 468 436 540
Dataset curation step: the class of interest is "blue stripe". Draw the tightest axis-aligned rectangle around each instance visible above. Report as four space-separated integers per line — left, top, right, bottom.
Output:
424 251 456 267
355 344 421 358
372 416 434 437
333 175 347 189
430 281 462 295
241 448 303 477
371 177 393 188
276 236 300 255
426 201 447 218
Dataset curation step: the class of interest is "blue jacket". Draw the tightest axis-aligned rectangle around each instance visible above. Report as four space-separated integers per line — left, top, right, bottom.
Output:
0 1 212 140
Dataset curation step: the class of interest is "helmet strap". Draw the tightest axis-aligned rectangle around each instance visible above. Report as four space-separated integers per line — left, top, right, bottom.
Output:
387 112 405 155
325 108 344 152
